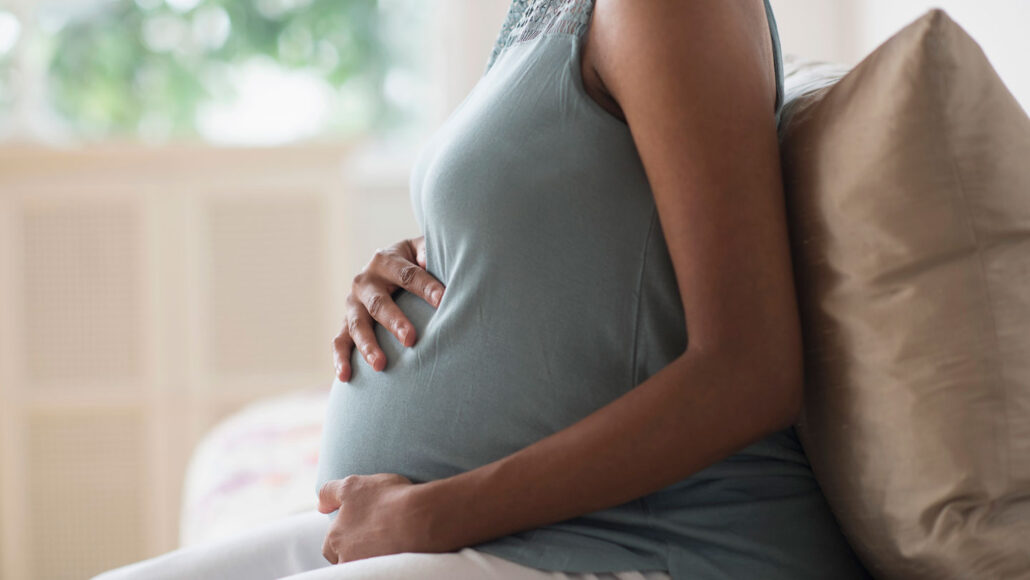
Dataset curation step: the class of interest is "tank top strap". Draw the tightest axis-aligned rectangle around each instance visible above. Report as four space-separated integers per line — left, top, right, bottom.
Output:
484 0 531 75
763 0 787 126
484 0 592 76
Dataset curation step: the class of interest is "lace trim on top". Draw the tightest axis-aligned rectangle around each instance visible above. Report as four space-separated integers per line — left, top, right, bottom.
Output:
484 0 592 75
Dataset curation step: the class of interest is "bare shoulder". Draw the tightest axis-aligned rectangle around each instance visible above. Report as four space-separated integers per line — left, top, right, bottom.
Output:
583 0 777 124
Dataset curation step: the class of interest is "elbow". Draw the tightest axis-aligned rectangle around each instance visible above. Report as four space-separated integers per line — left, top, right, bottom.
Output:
756 308 806 431
766 337 805 431
707 335 805 434
774 372 804 430
679 322 805 435
740 364 802 437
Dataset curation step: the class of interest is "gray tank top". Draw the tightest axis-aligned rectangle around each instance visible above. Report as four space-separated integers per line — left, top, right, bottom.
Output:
317 1 869 576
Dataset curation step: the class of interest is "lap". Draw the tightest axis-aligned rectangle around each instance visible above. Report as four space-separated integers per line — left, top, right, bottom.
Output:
92 509 671 580
279 547 669 580
92 510 330 580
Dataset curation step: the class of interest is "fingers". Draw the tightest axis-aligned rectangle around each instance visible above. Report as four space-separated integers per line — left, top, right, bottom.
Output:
317 480 342 514
383 250 445 310
357 284 416 348
346 294 386 372
337 238 445 379
412 236 427 270
322 535 338 565
355 252 444 350
332 331 354 382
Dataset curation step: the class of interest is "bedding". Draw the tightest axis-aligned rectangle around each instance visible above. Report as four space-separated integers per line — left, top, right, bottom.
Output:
179 385 329 547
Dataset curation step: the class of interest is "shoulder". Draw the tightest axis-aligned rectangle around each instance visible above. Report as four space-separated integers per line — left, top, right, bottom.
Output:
586 0 777 120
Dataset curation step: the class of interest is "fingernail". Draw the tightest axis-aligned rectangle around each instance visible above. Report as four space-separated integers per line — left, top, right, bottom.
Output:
432 289 442 306
398 327 409 342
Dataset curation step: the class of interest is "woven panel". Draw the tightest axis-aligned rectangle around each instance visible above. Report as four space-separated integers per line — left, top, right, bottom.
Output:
27 412 145 579
21 204 142 383
0 471 5 577
207 197 326 375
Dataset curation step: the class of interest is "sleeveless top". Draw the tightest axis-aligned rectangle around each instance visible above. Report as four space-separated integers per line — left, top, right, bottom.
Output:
316 1 870 577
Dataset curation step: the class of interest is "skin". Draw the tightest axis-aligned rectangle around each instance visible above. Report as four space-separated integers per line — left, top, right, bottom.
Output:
333 235 444 380
321 0 800 565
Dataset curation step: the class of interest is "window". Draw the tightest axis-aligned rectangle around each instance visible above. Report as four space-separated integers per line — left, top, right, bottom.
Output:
1 0 432 145
0 8 18 123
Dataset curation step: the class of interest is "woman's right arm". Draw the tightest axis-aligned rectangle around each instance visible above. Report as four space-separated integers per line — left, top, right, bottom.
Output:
332 235 445 381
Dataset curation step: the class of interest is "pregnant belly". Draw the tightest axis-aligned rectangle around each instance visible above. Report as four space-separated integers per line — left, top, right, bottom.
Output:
315 285 638 490
316 290 450 487
316 289 544 488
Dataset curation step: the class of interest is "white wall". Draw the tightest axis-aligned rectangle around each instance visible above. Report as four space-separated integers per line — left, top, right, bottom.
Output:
429 0 510 125
770 0 1030 112
859 0 1030 113
768 1 863 67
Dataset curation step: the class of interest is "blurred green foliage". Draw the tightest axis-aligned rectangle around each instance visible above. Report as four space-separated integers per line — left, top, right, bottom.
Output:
47 0 394 141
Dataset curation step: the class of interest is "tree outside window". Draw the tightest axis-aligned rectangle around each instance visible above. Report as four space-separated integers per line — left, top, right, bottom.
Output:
0 0 431 145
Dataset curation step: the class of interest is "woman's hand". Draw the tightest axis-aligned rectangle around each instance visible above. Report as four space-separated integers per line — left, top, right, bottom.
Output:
317 474 449 564
333 236 445 381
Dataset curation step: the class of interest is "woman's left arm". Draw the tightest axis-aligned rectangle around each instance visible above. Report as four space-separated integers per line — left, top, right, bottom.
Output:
318 0 801 563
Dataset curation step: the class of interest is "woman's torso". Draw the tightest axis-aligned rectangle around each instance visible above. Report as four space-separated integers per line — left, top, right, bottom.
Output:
316 1 869 577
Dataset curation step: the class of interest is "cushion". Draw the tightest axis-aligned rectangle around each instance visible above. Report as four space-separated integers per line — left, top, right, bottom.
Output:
778 9 1030 579
179 385 328 546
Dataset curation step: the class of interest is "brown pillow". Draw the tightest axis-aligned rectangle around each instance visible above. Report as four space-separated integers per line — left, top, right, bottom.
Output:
779 9 1030 579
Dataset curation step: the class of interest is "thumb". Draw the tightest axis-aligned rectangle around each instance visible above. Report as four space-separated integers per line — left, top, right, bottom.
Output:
317 481 342 514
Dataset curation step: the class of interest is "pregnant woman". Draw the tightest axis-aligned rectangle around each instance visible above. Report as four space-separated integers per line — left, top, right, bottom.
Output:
96 1 870 578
